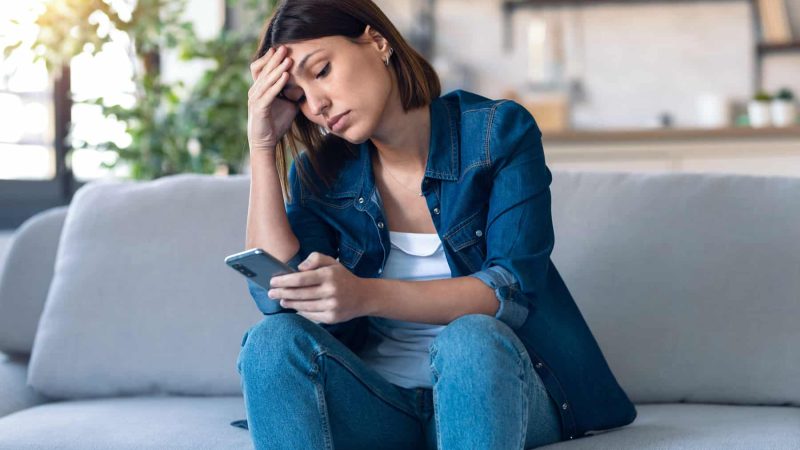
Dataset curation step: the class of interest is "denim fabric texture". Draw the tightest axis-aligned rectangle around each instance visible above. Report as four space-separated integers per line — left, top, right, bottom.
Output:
241 89 637 442
237 313 562 449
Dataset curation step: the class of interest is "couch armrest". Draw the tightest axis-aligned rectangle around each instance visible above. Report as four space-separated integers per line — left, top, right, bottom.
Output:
0 206 69 355
0 352 50 418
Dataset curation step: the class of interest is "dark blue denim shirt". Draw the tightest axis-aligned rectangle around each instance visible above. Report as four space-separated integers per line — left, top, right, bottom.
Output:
247 89 637 440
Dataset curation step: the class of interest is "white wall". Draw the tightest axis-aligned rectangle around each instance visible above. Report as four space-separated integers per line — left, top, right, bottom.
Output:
160 0 225 88
375 0 800 129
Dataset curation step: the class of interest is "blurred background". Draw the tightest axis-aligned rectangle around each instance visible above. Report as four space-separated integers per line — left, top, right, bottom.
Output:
1 0 799 244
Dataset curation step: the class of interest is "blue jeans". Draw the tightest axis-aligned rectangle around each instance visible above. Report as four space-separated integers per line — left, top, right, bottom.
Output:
236 313 562 449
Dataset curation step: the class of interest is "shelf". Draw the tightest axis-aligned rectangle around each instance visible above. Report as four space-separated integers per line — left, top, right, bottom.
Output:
501 0 751 50
757 41 800 54
542 125 800 143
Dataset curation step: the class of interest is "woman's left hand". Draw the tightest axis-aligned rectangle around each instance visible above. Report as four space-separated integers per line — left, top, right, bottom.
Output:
267 252 370 325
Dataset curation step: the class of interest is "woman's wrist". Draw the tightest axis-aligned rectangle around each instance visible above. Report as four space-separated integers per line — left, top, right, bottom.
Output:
249 146 277 158
359 277 382 317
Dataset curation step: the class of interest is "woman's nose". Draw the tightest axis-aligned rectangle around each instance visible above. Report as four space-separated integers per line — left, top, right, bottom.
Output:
306 95 329 117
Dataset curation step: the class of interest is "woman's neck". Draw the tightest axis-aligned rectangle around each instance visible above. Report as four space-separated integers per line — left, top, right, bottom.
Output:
370 101 431 174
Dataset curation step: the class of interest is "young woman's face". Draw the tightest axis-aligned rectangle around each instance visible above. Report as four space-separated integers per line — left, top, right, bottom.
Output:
279 30 394 144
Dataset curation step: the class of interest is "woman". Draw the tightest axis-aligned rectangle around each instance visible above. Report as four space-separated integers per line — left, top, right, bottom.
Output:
234 1 637 449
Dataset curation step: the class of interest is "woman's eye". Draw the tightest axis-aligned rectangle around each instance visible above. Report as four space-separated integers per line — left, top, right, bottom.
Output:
316 63 330 79
290 64 329 104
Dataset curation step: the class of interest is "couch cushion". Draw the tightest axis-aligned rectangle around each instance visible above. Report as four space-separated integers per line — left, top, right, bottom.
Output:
0 352 49 418
540 403 800 449
0 207 68 354
549 170 800 406
0 395 253 449
28 174 263 399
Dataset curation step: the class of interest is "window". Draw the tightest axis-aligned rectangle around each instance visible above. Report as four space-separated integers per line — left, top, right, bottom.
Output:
68 29 135 181
0 6 55 181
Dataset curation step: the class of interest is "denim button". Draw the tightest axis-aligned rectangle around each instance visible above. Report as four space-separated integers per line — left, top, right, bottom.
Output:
475 230 483 237
433 207 440 215
377 221 384 229
562 402 569 410
378 268 383 274
534 362 543 369
358 197 365 203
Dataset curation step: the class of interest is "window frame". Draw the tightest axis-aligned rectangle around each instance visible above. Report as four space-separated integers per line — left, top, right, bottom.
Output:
0 65 85 229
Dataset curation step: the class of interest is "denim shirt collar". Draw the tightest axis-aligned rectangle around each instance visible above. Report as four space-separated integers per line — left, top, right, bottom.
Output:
326 95 460 203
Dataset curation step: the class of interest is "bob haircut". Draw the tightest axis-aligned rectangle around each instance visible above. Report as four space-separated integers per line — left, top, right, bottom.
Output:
252 0 441 202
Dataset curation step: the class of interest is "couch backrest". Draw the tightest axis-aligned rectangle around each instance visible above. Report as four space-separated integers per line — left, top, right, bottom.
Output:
26 174 264 399
549 170 800 406
0 206 68 355
2 170 798 405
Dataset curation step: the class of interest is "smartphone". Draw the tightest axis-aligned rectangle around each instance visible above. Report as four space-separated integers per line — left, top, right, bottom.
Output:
225 247 297 288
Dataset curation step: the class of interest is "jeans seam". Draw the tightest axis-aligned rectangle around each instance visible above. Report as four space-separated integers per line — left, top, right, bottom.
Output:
429 344 443 450
518 350 528 450
433 385 443 450
314 347 418 419
495 320 532 450
309 350 335 450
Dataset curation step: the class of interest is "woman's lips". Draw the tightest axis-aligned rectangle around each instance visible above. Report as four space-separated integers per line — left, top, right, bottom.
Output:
330 111 350 132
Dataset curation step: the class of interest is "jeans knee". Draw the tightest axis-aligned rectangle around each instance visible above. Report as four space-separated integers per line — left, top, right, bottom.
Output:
429 314 525 368
237 313 318 374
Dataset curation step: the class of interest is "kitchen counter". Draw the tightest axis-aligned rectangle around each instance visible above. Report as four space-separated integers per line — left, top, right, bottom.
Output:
540 125 800 177
543 125 800 143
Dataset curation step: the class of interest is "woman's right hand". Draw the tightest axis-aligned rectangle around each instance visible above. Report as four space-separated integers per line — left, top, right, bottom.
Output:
247 45 299 153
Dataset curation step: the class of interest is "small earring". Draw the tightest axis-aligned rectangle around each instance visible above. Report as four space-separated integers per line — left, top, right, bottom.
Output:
384 47 393 66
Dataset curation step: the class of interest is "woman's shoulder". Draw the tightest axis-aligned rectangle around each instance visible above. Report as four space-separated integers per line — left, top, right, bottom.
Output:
440 89 541 145
440 89 527 117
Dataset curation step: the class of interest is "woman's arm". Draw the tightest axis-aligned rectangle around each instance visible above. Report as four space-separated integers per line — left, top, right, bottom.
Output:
466 100 554 330
362 101 554 329
362 276 498 325
245 149 300 263
246 151 340 315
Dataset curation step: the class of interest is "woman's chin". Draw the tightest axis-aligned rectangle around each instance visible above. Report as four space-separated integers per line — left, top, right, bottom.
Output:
338 127 366 144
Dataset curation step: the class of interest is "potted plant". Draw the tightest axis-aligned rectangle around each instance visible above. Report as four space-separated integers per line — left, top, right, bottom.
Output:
771 88 796 127
1 0 278 180
748 91 773 128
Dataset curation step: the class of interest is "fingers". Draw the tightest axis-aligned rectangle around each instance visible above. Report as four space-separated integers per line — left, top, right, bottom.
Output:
251 45 291 84
259 46 290 83
251 45 279 81
248 68 292 110
271 284 326 301
298 252 336 270
248 48 293 107
250 48 271 81
249 62 290 103
280 299 330 312
270 269 323 289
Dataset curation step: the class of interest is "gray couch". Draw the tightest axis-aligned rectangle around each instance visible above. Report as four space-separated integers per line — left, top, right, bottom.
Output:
0 170 798 449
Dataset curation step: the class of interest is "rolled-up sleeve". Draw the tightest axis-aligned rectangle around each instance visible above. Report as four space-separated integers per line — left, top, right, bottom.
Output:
246 152 339 316
467 101 554 330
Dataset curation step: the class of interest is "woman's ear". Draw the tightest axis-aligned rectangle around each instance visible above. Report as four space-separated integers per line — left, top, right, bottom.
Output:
363 24 389 52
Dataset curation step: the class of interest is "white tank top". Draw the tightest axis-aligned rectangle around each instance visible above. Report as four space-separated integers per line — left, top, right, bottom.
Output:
357 230 451 389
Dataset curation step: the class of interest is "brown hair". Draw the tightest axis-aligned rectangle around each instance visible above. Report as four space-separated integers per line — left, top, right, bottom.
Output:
252 0 441 202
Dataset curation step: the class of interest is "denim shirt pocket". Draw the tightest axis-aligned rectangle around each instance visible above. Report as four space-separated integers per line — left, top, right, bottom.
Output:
305 191 356 210
444 210 487 273
337 239 364 271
